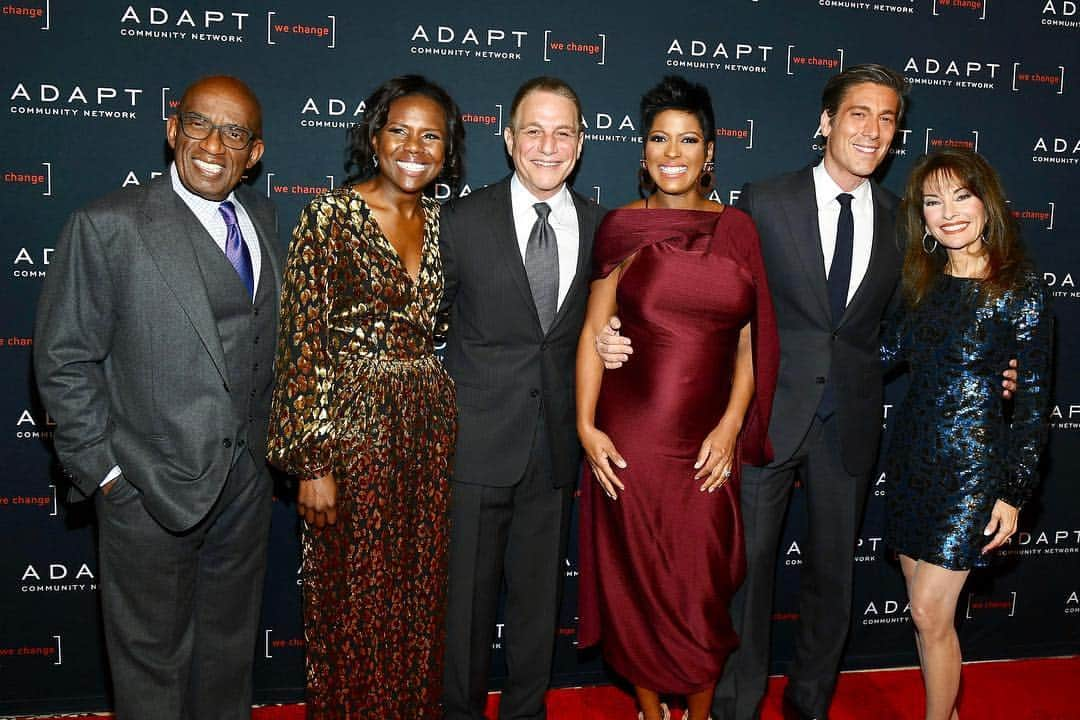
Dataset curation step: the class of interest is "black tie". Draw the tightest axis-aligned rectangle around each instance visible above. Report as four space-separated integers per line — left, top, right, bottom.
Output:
817 192 854 420
828 192 854 325
525 202 559 333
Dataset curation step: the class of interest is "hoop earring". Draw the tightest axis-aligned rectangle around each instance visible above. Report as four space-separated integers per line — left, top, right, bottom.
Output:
921 230 938 254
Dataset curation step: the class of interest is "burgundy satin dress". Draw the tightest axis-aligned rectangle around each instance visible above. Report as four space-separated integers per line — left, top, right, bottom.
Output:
577 207 778 694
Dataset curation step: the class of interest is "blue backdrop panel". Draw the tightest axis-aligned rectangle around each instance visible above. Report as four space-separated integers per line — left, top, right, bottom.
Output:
1 1 1077 713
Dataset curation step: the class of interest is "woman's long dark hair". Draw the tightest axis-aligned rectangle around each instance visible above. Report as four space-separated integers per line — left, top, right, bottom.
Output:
344 74 465 193
899 148 1028 306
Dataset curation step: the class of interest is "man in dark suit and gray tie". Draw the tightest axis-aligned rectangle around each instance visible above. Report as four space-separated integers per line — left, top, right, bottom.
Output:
440 76 605 720
34 76 280 720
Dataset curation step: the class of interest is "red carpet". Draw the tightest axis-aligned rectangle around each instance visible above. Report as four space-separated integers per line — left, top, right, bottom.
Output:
14 657 1079 719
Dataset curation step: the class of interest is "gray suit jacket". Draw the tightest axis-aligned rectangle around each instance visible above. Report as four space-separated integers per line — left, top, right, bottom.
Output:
738 167 902 475
34 174 281 531
440 177 605 488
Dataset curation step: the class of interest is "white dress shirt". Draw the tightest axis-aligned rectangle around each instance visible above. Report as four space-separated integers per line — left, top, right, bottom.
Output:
170 163 263 295
510 174 580 310
813 161 873 304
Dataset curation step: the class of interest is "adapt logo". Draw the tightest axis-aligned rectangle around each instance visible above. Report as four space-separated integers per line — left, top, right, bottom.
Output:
903 55 1002 90
15 408 54 439
1041 1 1080 29
119 5 250 44
3 163 51 195
265 10 336 48
9 82 144 120
1000 527 1080 554
1031 136 1080 165
581 108 640 145
297 95 366 130
20 563 95 594
1044 272 1079 301
854 536 885 563
862 598 912 625
816 0 916 15
12 246 51 279
785 45 844 75
120 169 165 188
665 36 775 74
409 23 528 62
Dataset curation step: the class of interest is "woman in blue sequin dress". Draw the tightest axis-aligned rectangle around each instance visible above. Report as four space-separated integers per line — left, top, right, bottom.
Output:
882 149 1052 720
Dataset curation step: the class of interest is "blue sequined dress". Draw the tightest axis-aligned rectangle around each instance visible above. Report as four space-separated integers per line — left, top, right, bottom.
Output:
881 272 1052 570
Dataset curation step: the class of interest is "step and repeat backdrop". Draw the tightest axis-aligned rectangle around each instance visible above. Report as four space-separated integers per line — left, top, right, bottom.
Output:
2 0 1078 714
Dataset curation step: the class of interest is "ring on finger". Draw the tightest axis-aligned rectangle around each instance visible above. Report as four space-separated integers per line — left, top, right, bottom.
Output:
722 468 732 478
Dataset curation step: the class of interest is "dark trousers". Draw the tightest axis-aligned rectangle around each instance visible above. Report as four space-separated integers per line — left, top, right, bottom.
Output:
443 424 573 720
95 452 272 720
713 414 871 720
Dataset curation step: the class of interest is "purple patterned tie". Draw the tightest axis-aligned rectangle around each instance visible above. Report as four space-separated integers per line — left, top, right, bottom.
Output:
218 200 254 298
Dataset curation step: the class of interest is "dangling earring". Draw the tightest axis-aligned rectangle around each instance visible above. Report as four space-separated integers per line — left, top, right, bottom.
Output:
921 229 938 254
372 156 379 169
638 159 655 197
700 161 714 190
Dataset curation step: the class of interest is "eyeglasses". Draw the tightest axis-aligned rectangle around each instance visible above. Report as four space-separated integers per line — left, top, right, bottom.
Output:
177 112 257 150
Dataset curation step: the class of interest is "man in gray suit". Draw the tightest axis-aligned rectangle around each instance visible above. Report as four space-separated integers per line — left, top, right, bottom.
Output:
34 76 280 720
440 76 605 720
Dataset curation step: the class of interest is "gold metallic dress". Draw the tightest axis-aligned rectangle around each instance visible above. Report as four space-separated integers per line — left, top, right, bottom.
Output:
268 189 455 718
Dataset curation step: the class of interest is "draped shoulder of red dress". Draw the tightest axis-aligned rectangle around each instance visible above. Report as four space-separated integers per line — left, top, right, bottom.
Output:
577 207 777 694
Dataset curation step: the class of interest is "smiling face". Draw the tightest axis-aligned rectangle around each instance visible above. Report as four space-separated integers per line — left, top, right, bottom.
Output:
371 94 447 195
643 109 713 198
819 81 899 191
166 77 264 202
503 90 584 201
921 171 987 255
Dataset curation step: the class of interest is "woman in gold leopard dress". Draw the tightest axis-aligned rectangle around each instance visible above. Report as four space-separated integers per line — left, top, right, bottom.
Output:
268 75 464 719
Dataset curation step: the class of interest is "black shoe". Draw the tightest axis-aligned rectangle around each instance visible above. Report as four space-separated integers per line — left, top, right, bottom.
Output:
781 695 822 720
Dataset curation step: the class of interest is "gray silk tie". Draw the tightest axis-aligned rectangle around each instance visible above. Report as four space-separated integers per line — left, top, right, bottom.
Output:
525 201 559 333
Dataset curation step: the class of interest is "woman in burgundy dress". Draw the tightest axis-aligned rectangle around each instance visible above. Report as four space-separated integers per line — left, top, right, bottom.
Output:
576 76 778 720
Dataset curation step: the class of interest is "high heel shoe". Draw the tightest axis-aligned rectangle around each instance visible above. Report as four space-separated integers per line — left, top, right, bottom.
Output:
637 702 671 720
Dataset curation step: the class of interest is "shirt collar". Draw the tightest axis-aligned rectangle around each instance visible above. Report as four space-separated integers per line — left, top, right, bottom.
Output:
510 173 573 220
813 161 870 210
169 162 238 209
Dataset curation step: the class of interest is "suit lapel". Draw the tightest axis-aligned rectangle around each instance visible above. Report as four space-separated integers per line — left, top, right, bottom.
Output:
491 178 544 333
840 182 890 325
236 185 282 301
781 170 831 320
138 176 229 383
548 190 594 335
